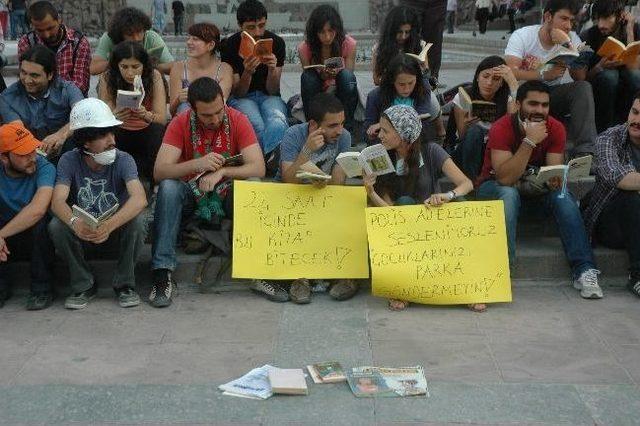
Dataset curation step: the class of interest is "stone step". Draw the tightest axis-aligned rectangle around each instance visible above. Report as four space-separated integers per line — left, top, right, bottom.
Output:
4 235 629 297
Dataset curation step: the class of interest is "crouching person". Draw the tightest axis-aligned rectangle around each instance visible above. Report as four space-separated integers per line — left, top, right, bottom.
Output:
150 77 265 308
0 123 56 310
49 98 148 310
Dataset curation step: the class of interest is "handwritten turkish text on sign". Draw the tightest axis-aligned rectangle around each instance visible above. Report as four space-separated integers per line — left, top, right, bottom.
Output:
233 180 369 279
365 201 511 304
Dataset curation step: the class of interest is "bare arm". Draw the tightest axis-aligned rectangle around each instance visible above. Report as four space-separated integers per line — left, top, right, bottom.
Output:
344 42 356 71
157 61 174 75
0 187 53 239
220 143 265 180
618 172 640 190
265 65 283 96
493 146 533 186
442 158 473 196
154 143 202 181
90 55 108 75
219 62 234 100
50 183 74 227
168 61 184 116
330 162 346 185
151 70 168 125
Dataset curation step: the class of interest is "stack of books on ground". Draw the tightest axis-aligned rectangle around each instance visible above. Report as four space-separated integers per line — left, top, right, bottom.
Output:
219 364 428 399
346 366 429 397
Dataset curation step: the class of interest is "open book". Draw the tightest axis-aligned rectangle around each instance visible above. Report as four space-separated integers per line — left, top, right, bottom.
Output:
238 31 273 62
538 42 591 69
405 42 433 62
533 155 592 185
72 203 119 230
303 56 345 70
596 36 640 66
457 87 497 123
295 161 331 181
116 75 145 109
336 144 394 178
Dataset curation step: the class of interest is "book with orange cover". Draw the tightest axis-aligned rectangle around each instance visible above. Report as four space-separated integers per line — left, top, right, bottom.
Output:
596 36 640 65
238 31 273 62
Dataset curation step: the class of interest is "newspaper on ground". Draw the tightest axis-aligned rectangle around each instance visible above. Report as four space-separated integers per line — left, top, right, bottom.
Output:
219 364 274 399
346 366 429 397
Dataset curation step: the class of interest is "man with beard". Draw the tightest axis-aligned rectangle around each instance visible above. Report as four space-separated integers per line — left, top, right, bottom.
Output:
477 80 602 299
150 77 265 308
18 1 91 96
250 93 358 304
0 123 56 310
221 0 288 164
583 94 640 299
0 45 83 159
580 0 640 133
505 0 597 156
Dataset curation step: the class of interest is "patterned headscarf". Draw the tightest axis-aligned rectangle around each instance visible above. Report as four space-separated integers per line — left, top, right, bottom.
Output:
382 104 422 144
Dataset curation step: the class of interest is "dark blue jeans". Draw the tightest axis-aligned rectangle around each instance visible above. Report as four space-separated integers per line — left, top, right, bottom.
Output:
592 68 640 133
301 68 358 131
477 180 596 277
452 124 488 183
0 217 54 294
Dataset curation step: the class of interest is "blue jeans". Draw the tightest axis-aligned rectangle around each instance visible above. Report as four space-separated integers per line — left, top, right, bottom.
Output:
0 217 54 294
477 180 595 277
301 69 358 131
228 91 288 155
592 68 640 132
452 124 488 183
9 9 27 39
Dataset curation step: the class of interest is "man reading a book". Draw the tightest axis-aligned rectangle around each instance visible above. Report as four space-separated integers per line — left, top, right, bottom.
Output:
221 0 288 165
0 123 56 310
150 77 265 308
249 93 357 304
504 0 597 156
476 80 603 300
49 99 148 310
580 0 640 133
583 94 640 299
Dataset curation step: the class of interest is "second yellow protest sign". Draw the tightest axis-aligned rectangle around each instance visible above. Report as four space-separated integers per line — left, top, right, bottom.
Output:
232 180 369 279
365 201 511 305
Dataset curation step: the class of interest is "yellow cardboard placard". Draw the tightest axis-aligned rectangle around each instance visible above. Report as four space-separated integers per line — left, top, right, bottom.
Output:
365 201 512 305
232 180 370 279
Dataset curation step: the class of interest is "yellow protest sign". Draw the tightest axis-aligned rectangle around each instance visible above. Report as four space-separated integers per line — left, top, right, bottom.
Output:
232 180 370 279
365 201 511 305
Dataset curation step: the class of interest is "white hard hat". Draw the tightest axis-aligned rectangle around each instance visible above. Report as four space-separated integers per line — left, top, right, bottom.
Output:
70 98 123 131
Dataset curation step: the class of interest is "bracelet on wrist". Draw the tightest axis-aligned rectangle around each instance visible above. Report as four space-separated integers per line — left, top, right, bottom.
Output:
522 137 537 148
300 145 313 158
69 216 79 228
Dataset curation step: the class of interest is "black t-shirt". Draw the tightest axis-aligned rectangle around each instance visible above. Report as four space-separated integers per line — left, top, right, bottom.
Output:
631 142 640 172
10 0 26 11
172 1 184 15
221 30 286 95
581 23 640 68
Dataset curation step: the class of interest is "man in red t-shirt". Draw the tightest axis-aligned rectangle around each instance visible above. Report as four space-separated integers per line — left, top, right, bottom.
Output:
150 77 265 308
477 80 602 300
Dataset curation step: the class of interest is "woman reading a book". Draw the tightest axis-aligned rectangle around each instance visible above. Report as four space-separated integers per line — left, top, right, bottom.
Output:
372 5 427 86
298 5 358 131
364 54 440 145
451 55 518 183
169 22 233 116
98 41 167 182
363 105 475 312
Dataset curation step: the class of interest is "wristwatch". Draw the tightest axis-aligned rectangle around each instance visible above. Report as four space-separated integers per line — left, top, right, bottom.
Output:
447 190 457 201
301 145 313 158
523 137 537 148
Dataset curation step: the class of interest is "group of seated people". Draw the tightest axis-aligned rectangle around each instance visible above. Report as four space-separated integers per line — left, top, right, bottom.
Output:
1 0 639 314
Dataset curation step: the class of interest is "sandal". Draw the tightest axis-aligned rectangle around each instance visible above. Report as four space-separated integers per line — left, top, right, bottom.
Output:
467 303 487 313
388 299 410 311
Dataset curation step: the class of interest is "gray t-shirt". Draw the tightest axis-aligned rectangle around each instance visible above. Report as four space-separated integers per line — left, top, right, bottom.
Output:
386 142 450 202
56 149 139 216
277 122 352 180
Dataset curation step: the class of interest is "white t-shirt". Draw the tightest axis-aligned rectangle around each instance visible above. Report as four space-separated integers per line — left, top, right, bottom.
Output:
504 25 582 86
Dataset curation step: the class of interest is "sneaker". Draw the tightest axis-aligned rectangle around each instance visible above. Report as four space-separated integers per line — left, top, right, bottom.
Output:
289 278 311 304
115 287 141 308
329 279 359 301
573 269 603 299
149 272 176 308
26 292 53 311
627 273 640 297
250 279 289 303
65 285 97 310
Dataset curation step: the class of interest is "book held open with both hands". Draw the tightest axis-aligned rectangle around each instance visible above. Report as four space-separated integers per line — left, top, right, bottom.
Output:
239 31 273 63
596 36 640 66
532 155 592 186
72 203 119 230
116 74 145 109
335 144 395 178
457 87 497 124
303 56 345 70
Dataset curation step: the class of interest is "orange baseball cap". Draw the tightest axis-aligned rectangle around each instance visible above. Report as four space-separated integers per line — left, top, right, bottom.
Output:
0 122 41 155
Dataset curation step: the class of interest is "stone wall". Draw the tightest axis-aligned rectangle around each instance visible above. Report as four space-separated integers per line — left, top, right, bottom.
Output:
53 0 126 36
